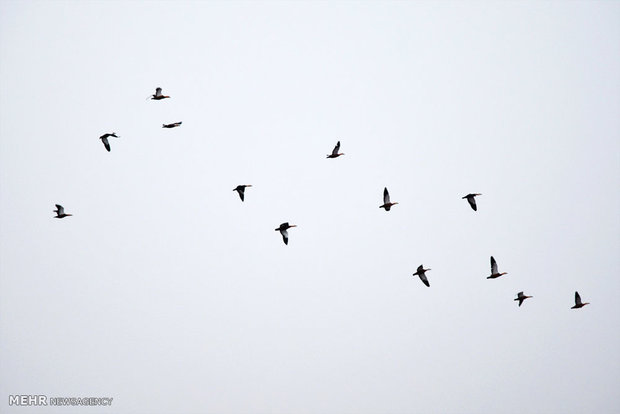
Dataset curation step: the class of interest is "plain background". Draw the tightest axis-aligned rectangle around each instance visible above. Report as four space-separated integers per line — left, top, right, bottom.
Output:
1 1 619 413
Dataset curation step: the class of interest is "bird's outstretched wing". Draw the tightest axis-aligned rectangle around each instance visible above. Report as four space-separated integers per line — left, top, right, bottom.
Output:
331 141 340 156
490 256 498 274
383 187 390 205
575 291 582 306
155 87 162 97
55 204 64 214
467 196 477 211
280 228 289 245
101 137 111 152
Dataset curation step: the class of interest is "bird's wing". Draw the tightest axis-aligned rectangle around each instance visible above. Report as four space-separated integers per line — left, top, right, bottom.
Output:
467 196 477 211
55 204 64 214
575 292 582 305
155 87 162 97
517 291 524 298
419 273 430 287
383 188 390 204
101 136 110 151
332 141 340 156
238 188 245 201
491 256 498 274
417 265 424 273
100 133 110 139
281 228 289 245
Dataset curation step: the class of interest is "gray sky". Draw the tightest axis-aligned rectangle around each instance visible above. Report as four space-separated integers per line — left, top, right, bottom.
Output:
1 1 619 413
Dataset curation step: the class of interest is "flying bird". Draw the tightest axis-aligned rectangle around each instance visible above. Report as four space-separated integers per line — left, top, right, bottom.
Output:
53 204 72 218
275 222 296 245
326 141 344 158
463 193 482 211
487 256 508 279
233 185 252 202
99 132 119 152
571 291 590 309
379 187 398 211
413 265 431 287
163 122 182 128
151 87 170 100
514 291 533 307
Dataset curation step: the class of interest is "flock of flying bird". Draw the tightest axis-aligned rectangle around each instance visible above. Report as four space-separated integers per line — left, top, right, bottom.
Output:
54 87 590 310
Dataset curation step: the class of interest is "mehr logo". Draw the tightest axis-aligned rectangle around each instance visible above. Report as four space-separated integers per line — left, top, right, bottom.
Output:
8 395 47 406
9 395 113 406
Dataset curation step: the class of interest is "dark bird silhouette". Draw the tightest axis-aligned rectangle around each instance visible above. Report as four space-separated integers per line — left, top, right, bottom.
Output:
163 122 182 128
53 204 72 218
514 291 532 307
413 265 431 287
326 141 344 158
571 291 590 309
487 256 508 279
151 87 170 100
275 222 296 245
379 187 398 211
233 185 252 202
462 193 481 211
99 132 119 152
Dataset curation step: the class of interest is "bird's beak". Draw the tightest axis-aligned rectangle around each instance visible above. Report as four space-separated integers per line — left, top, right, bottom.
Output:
290 225 297 227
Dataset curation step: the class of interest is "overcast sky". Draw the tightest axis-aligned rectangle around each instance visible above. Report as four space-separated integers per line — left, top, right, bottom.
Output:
1 1 619 413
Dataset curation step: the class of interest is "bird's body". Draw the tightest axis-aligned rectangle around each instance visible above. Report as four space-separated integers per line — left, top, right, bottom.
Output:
99 132 119 152
275 222 296 245
379 187 398 211
233 185 252 202
413 265 431 287
327 141 344 158
487 256 507 279
514 291 532 306
463 193 482 211
163 122 182 128
53 204 72 218
151 87 170 100
571 291 590 309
